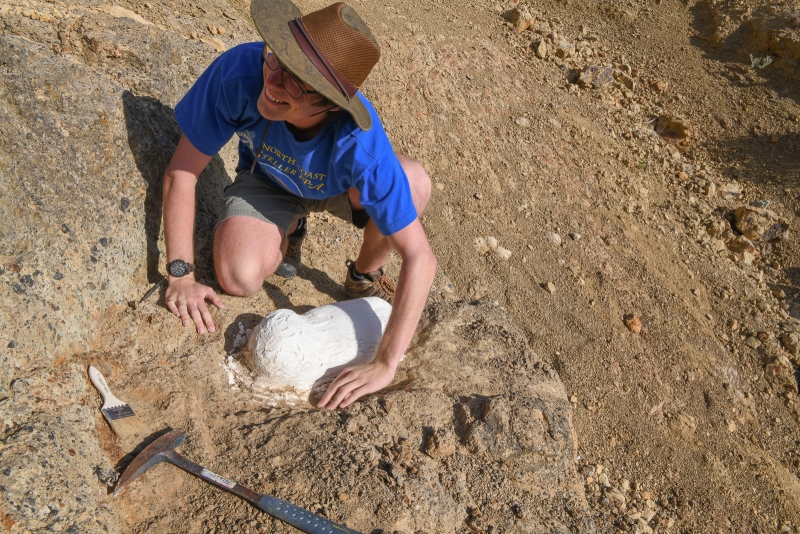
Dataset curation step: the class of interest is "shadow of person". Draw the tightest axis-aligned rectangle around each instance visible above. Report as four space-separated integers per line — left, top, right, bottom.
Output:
262 280 315 315
296 264 349 302
121 90 232 287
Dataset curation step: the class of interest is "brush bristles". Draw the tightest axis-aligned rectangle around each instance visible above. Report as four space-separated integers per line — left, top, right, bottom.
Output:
103 412 144 437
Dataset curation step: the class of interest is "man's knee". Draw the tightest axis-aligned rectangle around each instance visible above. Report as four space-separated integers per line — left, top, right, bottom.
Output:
215 259 265 297
396 153 432 214
213 217 283 296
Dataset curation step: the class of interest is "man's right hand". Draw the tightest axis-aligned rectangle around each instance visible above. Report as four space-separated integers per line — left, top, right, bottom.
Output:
165 277 224 334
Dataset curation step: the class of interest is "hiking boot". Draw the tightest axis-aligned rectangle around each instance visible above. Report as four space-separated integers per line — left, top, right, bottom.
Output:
275 217 307 279
344 259 395 304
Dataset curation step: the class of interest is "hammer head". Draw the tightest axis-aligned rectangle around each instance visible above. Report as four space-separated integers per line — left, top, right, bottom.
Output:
113 429 186 497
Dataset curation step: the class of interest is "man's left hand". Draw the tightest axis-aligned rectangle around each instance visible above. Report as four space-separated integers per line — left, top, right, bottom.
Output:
318 360 396 410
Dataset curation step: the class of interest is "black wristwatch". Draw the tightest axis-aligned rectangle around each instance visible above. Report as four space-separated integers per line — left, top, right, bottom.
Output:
167 259 195 278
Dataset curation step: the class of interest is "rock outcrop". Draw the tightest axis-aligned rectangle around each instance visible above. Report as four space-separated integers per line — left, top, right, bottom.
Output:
0 16 229 397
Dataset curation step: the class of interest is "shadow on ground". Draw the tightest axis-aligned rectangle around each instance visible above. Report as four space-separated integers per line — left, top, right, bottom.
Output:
122 90 232 285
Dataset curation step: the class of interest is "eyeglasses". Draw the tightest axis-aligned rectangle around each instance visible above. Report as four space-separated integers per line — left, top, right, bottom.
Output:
263 45 319 100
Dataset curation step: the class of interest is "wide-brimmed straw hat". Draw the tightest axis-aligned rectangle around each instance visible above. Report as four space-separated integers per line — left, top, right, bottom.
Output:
251 0 381 131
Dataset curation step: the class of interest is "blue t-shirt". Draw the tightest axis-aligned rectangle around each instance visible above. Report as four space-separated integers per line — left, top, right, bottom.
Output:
174 42 417 236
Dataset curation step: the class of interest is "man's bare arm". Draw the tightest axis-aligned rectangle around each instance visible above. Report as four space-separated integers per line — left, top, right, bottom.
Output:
162 134 223 333
317 218 437 409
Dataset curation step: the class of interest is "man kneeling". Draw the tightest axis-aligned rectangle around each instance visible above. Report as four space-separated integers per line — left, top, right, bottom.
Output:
161 0 437 409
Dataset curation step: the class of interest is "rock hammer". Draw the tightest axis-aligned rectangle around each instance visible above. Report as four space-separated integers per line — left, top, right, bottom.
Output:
114 429 362 534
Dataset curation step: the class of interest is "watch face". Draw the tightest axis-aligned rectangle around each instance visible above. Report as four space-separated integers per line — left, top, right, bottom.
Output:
169 260 189 277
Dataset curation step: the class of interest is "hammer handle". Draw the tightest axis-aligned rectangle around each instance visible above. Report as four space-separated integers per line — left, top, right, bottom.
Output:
257 494 361 534
168 452 362 534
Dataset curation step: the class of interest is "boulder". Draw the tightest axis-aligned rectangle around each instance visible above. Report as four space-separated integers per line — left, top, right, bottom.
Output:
0 19 228 396
1 13 229 533
0 365 119 533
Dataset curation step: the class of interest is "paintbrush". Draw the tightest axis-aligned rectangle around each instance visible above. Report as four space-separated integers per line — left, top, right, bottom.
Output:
88 365 145 438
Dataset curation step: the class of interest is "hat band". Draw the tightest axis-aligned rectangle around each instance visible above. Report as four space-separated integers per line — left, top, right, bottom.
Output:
289 18 357 102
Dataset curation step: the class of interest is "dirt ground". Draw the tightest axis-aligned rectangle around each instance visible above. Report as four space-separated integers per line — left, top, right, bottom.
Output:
3 0 800 531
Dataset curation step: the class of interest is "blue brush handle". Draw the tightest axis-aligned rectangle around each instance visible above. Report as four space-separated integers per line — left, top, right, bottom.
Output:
257 495 362 534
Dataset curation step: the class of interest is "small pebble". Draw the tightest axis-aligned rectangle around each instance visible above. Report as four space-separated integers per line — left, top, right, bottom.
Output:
496 246 512 261
744 336 761 349
546 231 562 245
543 282 556 294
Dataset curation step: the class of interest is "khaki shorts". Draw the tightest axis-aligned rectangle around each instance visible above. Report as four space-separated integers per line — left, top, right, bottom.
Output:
218 170 370 234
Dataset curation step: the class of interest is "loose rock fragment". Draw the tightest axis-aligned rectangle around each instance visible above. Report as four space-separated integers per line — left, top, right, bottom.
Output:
578 65 614 88
782 332 799 355
734 206 788 241
765 354 795 390
744 336 761 349
655 114 691 141
425 428 457 459
624 314 642 334
651 80 667 93
543 282 556 294
719 182 744 200
532 39 548 59
474 236 490 255
554 37 575 59
503 7 533 31
496 246 512 261
546 231 562 245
